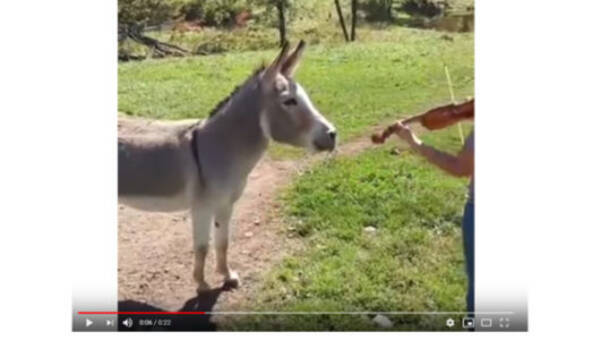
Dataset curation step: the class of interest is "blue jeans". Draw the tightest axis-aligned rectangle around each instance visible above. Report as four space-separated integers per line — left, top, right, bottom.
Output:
462 200 475 315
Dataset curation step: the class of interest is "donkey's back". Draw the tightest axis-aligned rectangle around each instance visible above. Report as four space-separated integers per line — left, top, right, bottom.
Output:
118 117 203 211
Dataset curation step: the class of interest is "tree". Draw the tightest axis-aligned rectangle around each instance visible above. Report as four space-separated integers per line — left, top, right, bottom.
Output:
275 0 287 46
333 0 350 42
118 0 191 59
118 0 187 27
252 0 289 47
350 0 358 41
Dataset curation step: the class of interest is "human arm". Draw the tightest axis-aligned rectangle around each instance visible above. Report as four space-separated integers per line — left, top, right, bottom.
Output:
394 122 473 178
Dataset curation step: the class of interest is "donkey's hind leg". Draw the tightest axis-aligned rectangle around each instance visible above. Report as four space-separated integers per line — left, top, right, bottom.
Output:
215 204 240 289
191 206 213 293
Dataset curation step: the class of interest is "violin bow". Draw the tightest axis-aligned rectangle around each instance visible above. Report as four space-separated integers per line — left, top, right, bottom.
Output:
444 64 465 144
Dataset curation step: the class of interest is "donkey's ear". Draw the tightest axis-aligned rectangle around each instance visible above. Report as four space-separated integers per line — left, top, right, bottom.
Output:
281 40 306 78
263 41 291 84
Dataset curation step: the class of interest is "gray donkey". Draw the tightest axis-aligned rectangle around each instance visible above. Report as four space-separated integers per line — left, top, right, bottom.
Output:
118 41 337 292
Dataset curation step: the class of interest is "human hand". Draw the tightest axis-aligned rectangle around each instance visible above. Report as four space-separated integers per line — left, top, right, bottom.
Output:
394 121 421 146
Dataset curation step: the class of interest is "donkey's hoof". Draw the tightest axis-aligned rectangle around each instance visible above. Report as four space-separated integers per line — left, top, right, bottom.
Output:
223 272 240 290
196 281 211 294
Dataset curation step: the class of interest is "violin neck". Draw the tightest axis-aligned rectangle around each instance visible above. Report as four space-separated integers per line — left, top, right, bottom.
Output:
401 112 427 125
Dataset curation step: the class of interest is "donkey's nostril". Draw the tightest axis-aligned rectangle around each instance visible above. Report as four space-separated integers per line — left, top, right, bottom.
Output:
328 130 337 140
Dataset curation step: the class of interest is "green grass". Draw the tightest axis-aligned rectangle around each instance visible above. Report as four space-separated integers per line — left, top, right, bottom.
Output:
222 125 473 331
118 12 475 331
119 26 473 158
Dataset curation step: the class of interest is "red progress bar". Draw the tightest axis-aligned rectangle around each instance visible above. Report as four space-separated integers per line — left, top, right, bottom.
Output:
78 311 206 315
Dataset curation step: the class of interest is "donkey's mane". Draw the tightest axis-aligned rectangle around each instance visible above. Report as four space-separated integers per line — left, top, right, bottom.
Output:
207 65 265 119
179 65 266 137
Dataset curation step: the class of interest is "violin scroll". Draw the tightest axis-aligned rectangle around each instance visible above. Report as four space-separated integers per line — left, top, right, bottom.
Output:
371 98 474 145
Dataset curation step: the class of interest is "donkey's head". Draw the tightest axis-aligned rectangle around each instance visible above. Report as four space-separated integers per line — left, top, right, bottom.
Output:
258 41 337 152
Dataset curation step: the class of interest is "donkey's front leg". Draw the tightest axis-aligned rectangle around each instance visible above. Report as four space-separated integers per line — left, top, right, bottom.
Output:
215 204 240 289
191 206 213 293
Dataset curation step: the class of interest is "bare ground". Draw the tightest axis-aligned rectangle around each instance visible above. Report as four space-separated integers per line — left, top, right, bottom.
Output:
117 116 392 323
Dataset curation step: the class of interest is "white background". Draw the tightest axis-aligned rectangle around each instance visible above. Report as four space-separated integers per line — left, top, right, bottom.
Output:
1 0 599 339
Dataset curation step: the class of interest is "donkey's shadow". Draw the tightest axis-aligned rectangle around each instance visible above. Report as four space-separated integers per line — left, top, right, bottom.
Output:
118 288 223 331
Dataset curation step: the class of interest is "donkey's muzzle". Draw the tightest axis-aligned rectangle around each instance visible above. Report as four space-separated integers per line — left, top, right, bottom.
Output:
314 128 337 151
328 130 337 140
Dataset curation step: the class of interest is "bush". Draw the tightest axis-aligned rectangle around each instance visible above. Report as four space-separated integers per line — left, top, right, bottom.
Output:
118 0 190 26
118 0 255 28
359 0 396 22
180 0 250 26
399 0 448 18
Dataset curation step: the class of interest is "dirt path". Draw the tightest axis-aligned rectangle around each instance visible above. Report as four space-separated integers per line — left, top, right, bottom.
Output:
117 117 390 322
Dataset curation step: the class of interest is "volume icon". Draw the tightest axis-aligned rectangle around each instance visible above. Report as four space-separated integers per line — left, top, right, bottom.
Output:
122 317 133 328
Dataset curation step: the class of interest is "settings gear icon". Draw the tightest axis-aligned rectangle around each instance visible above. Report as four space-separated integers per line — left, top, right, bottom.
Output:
446 318 455 328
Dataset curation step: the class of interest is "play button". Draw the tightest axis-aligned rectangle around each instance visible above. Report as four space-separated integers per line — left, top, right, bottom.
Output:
85 318 93 327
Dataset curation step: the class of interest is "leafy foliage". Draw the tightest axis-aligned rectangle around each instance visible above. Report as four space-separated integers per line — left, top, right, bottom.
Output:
118 0 259 27
180 0 250 26
118 0 189 26
399 0 448 17
359 0 396 22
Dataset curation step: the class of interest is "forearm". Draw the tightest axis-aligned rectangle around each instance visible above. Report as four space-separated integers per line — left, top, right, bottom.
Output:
410 139 471 177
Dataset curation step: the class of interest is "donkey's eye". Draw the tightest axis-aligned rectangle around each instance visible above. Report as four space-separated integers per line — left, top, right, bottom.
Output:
283 98 297 106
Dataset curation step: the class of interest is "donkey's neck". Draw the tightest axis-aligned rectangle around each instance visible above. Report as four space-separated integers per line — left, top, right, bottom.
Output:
203 81 269 177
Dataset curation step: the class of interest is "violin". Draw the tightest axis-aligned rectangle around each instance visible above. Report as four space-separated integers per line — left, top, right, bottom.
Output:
371 98 474 144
